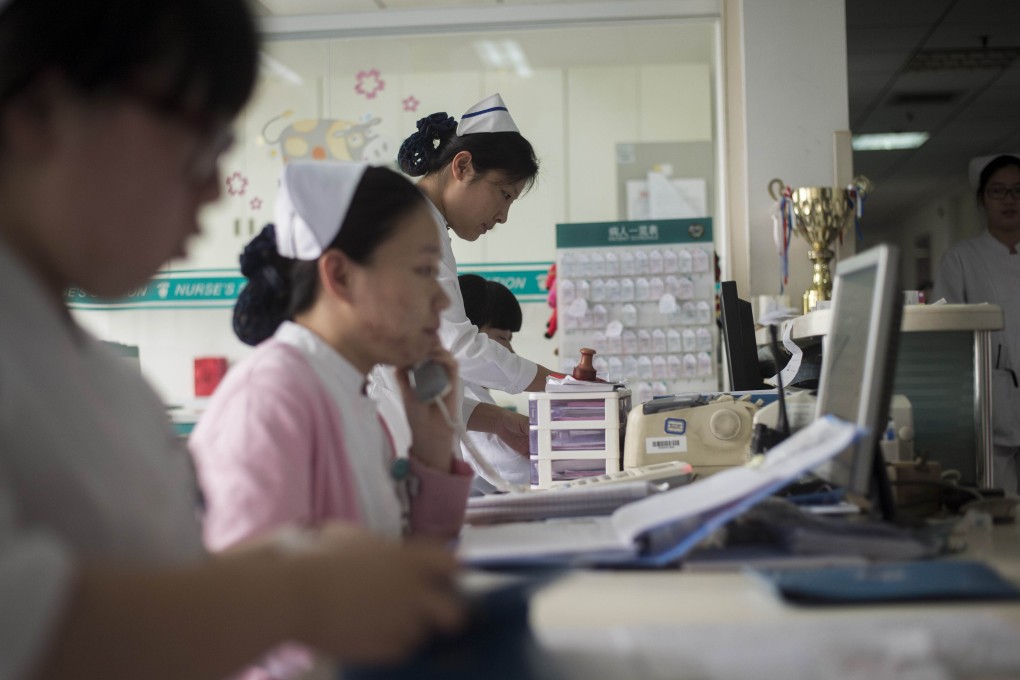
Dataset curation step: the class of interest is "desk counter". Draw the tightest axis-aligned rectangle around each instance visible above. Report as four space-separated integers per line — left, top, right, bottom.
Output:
756 303 1003 488
754 303 1003 347
530 521 1020 679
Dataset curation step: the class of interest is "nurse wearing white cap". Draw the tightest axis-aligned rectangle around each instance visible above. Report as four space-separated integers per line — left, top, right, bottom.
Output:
933 153 1020 493
194 160 471 543
192 160 474 677
373 94 556 483
0 0 464 677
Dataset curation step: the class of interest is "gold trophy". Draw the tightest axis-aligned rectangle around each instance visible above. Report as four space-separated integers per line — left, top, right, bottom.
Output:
768 176 871 314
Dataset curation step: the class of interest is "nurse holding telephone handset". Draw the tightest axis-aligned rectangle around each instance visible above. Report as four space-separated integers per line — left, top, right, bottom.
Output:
190 162 474 677
371 94 557 490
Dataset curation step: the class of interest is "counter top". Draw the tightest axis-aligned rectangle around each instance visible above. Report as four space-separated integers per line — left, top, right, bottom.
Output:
755 303 1004 346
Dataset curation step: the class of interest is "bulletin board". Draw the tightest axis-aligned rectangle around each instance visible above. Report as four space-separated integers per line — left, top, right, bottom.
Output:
555 218 718 402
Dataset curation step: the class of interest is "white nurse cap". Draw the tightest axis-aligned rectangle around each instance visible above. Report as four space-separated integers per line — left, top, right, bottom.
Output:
456 93 520 136
274 161 368 260
969 153 1020 188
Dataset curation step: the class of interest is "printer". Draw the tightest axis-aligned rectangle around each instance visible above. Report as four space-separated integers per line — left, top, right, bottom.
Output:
623 394 760 476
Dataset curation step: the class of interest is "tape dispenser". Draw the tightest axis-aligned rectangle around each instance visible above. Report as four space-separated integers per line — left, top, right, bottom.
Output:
623 394 760 476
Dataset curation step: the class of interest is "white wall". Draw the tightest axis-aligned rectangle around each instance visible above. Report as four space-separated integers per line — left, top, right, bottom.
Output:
726 0 850 304
72 1 862 407
873 184 982 293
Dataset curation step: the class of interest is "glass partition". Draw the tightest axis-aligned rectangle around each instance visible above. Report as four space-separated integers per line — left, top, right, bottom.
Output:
73 8 726 408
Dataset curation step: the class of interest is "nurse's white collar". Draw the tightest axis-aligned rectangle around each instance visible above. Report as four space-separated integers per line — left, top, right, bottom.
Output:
274 320 368 394
423 195 449 231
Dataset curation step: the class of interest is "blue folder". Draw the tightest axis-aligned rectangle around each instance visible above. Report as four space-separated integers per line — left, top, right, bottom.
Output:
755 559 1020 605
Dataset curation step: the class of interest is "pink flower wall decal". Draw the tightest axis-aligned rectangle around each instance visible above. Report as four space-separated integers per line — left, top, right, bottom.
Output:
225 171 248 196
355 69 385 100
402 95 420 112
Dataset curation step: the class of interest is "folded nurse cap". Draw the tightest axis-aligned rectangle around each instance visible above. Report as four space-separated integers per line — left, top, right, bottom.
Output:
969 153 1020 188
274 161 368 260
456 93 520 136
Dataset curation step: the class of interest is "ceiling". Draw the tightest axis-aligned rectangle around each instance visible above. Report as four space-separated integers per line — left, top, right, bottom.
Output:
847 0 1020 229
253 0 1020 230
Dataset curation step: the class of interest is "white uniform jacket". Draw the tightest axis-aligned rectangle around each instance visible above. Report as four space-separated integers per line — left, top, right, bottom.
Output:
933 229 1020 445
0 238 205 680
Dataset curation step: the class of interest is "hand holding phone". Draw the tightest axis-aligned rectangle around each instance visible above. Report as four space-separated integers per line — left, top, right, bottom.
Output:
399 352 459 472
409 360 451 403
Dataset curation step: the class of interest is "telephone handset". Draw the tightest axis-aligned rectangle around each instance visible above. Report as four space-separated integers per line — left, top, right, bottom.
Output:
409 361 451 403
407 360 524 493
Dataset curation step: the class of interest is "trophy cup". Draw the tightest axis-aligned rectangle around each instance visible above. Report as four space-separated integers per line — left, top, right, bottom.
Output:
768 176 871 313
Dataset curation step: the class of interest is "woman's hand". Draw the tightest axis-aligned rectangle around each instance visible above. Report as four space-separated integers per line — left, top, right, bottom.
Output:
396 347 460 471
286 525 466 664
465 402 530 457
493 409 530 457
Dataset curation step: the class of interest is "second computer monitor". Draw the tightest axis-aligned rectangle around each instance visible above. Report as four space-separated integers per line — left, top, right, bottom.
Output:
720 280 768 391
814 243 902 501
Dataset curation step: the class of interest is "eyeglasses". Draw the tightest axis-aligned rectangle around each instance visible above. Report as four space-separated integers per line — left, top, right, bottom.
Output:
125 89 235 185
985 185 1020 201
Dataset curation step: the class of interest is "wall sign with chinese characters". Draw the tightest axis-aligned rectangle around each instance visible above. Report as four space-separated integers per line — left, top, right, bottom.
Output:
554 218 717 399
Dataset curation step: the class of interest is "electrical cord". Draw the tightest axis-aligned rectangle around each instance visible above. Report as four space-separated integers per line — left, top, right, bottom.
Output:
433 396 529 494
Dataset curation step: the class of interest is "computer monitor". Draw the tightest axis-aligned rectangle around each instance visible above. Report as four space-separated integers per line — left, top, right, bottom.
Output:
719 281 768 391
814 244 902 517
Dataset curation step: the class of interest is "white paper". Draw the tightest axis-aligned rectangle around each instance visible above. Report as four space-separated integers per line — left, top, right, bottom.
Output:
612 416 856 541
647 173 706 219
627 176 708 220
775 320 799 385
458 417 861 566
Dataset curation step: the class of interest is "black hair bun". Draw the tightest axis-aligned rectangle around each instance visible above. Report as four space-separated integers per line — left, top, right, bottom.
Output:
397 112 455 176
233 224 290 346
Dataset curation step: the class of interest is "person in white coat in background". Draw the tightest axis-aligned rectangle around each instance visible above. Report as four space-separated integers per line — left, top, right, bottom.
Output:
457 274 533 492
0 1 464 679
371 95 557 480
933 153 1020 494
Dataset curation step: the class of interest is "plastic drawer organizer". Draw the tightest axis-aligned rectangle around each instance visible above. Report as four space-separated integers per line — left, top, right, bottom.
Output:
528 389 632 488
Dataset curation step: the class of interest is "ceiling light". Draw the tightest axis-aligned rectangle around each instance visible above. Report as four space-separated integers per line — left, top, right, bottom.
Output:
259 52 303 85
906 48 1018 72
852 132 930 151
473 40 532 78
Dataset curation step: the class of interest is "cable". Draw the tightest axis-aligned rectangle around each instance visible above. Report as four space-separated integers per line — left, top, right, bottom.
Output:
768 323 790 438
433 397 529 494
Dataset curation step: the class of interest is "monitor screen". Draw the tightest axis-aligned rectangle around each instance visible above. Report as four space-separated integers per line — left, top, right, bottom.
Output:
814 244 902 498
720 281 767 391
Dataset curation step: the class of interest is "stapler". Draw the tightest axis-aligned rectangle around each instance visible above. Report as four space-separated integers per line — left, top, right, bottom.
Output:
623 394 759 476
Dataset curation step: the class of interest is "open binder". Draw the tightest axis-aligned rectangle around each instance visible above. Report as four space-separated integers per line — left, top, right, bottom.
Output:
457 416 863 568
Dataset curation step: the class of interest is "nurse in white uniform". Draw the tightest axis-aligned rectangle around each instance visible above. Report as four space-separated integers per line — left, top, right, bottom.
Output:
457 274 533 491
372 95 555 480
0 1 463 678
933 154 1020 494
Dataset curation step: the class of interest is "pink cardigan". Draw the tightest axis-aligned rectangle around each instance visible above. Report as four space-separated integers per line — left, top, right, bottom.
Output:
190 340 472 552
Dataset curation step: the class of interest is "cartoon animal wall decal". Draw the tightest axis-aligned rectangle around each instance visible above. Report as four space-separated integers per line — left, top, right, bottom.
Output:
261 111 391 164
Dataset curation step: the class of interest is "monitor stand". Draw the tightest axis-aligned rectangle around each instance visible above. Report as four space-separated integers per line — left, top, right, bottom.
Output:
870 443 897 523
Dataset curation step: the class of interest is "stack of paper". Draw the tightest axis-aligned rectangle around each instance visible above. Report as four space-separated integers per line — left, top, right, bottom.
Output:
545 376 625 393
465 480 663 525
457 416 862 567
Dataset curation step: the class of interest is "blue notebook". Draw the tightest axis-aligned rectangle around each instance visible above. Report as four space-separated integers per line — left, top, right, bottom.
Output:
755 560 1020 605
342 569 565 680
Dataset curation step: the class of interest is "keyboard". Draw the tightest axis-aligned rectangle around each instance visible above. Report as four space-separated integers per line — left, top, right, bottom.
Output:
552 460 695 490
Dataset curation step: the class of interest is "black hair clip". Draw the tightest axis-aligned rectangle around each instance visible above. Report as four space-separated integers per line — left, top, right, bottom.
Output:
239 224 279 277
415 112 455 139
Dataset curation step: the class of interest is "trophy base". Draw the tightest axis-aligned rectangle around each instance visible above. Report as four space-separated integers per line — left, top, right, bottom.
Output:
803 289 820 315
